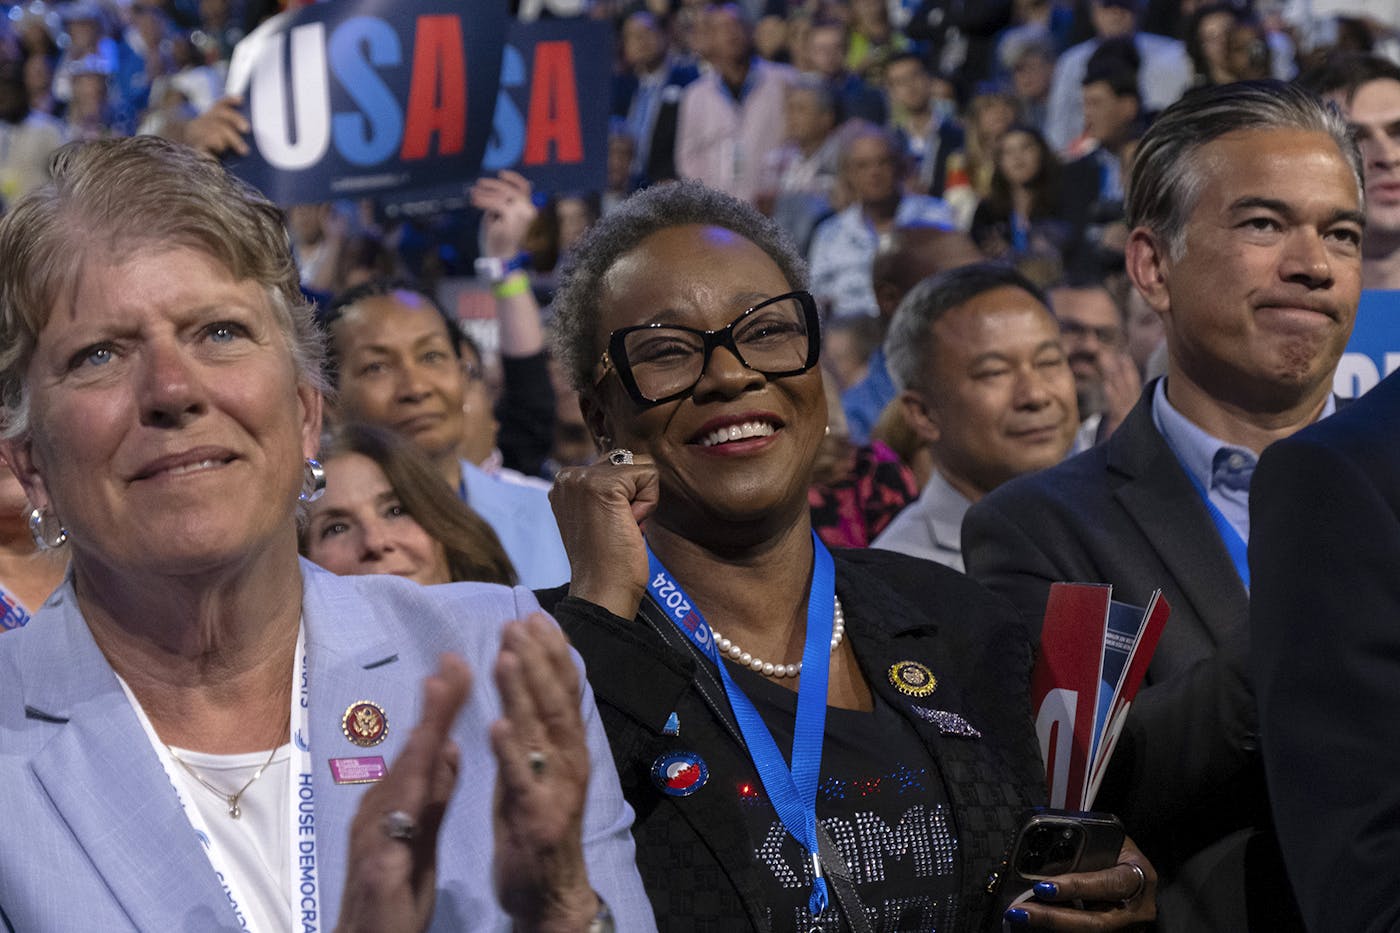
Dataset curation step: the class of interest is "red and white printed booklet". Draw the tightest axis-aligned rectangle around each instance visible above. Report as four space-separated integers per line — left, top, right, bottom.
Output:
1030 583 1171 810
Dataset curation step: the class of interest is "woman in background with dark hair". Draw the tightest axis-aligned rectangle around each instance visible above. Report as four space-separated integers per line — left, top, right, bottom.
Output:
303 422 517 587
970 124 1070 278
1185 4 1242 88
1225 15 1274 83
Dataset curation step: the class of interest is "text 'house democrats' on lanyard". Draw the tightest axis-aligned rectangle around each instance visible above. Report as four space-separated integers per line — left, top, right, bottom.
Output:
646 531 836 918
126 626 321 931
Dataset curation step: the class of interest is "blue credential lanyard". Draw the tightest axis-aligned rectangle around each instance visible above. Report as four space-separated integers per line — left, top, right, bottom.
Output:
645 531 836 918
1010 211 1029 255
1178 463 1251 591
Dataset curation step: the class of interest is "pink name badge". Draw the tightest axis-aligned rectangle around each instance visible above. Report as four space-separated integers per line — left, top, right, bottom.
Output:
329 756 388 784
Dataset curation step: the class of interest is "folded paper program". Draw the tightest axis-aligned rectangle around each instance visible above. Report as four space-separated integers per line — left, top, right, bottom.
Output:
1032 583 1170 810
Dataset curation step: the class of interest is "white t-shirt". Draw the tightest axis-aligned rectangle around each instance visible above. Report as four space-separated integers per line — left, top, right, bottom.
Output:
118 672 302 933
166 744 294 933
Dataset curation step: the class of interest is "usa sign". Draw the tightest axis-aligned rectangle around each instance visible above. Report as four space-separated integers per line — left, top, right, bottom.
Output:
224 1 610 206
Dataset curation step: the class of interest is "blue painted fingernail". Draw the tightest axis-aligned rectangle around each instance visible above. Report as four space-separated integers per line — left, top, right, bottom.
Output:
1034 880 1058 898
1004 907 1029 925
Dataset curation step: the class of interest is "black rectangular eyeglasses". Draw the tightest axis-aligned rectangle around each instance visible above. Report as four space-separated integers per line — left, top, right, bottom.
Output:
594 290 821 408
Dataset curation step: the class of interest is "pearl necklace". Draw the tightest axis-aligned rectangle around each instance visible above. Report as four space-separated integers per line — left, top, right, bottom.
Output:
710 596 845 679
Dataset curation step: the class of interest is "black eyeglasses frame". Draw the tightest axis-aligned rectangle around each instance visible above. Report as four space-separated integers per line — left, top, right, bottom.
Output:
595 290 821 409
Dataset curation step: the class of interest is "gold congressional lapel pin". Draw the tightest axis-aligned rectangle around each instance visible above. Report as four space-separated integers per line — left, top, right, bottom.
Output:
341 700 388 747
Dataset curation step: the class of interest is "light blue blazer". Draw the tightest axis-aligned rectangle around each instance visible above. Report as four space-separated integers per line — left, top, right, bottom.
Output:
0 560 654 932
459 459 571 590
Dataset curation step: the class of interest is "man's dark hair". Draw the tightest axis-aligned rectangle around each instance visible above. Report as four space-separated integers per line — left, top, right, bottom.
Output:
885 50 928 75
1084 38 1141 98
1127 80 1361 259
621 9 663 37
1297 52 1400 104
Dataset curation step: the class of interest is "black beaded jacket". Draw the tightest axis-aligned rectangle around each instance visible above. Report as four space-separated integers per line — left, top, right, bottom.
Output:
539 547 1045 932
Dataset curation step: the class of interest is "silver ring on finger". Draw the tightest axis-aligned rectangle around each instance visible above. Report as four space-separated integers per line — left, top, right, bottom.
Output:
607 448 634 466
527 750 548 777
382 809 417 842
1119 862 1147 908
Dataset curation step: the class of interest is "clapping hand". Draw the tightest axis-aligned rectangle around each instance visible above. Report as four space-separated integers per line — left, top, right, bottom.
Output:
336 620 606 933
491 613 601 932
335 656 472 933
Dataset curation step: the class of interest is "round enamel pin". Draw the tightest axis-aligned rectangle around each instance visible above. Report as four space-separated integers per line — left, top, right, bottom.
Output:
651 751 709 797
342 700 388 747
888 661 938 697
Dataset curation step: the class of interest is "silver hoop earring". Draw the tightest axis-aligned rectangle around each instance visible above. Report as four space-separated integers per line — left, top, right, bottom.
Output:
299 458 326 503
28 506 68 550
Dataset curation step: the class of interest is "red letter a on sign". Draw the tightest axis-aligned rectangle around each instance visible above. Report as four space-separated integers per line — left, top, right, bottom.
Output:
400 15 466 159
523 41 583 165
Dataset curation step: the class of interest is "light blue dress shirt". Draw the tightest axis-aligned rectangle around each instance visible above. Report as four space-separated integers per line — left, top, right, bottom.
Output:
1151 378 1336 547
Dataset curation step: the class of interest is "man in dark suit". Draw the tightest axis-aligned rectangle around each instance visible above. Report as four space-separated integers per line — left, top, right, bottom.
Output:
1060 48 1142 282
610 10 698 186
963 80 1365 931
1251 369 1400 933
804 18 888 127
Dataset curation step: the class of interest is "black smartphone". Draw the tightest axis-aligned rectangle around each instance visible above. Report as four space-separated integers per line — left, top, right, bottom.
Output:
1010 808 1125 882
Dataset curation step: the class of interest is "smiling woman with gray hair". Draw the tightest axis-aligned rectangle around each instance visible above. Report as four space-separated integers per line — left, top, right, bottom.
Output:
0 136 652 932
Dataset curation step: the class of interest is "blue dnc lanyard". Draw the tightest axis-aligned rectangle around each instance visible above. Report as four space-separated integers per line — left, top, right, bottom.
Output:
1010 211 1030 255
645 531 836 918
1177 462 1251 591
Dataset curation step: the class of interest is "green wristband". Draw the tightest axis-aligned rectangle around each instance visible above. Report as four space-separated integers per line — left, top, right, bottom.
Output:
492 271 530 299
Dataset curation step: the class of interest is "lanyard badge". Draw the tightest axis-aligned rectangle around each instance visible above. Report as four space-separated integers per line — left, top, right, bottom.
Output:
645 531 836 918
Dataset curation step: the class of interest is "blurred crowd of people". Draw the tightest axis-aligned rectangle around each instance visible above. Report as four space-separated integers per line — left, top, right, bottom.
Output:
0 0 1390 304
1 0 1394 293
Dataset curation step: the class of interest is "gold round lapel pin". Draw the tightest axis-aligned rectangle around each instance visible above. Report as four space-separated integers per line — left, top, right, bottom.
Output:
888 661 937 697
342 700 388 747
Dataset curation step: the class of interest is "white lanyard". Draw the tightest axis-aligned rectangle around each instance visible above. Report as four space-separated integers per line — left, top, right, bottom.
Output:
120 625 320 932
289 626 322 932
